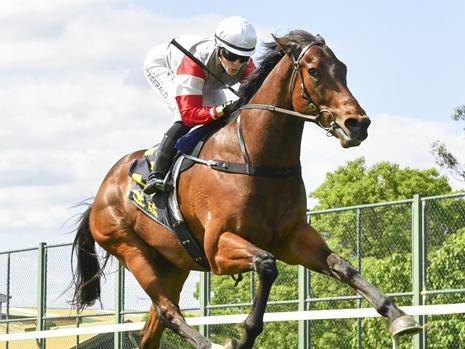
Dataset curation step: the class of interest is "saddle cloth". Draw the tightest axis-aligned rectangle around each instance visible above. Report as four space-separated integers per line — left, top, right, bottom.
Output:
128 147 209 268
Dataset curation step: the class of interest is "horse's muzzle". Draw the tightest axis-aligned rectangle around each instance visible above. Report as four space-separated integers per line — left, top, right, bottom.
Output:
338 116 371 148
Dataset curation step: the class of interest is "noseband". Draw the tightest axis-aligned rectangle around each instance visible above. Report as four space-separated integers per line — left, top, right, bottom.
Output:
240 40 339 137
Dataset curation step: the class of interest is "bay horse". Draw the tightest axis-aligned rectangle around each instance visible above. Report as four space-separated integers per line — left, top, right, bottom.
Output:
72 30 421 349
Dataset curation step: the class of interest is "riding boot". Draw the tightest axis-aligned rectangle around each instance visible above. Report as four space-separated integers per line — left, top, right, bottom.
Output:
143 136 175 194
143 122 191 195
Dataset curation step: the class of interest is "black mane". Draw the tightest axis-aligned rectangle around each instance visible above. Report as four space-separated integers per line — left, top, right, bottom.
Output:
229 30 323 112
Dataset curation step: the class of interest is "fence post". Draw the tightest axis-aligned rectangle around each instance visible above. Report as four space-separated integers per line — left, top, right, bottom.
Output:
298 266 309 349
199 272 209 337
356 208 362 349
115 261 125 349
37 242 47 349
6 253 11 349
412 194 425 349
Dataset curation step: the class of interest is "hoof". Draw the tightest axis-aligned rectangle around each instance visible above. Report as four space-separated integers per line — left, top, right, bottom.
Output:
390 315 423 337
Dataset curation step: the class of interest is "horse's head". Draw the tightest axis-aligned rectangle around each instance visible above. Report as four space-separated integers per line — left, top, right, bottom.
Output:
274 31 371 148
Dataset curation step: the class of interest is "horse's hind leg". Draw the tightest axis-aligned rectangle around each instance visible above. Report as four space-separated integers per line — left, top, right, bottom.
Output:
140 305 162 349
138 260 189 349
207 231 279 349
95 231 210 349
276 224 422 337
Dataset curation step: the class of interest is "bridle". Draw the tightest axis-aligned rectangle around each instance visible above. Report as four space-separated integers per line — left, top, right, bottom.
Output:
239 39 340 137
181 39 346 177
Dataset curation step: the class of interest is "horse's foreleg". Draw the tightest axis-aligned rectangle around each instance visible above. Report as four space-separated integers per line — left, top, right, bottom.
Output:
207 232 278 349
325 253 422 335
275 224 422 337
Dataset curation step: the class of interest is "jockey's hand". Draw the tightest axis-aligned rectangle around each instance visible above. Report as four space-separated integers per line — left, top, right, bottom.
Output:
214 100 235 119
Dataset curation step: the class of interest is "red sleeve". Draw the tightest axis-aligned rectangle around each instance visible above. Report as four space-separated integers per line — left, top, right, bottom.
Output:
175 95 218 126
175 56 216 126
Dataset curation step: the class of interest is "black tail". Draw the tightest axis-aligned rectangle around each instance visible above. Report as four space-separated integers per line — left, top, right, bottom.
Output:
71 203 108 310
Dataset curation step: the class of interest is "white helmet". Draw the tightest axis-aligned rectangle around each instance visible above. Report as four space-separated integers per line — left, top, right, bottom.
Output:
215 16 257 57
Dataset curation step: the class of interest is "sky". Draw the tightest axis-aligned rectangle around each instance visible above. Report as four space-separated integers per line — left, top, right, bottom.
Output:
1 0 464 252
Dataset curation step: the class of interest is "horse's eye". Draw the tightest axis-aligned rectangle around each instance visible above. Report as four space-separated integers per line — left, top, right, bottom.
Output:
308 68 319 80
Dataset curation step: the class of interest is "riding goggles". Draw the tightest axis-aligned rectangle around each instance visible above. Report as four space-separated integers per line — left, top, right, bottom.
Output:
220 48 249 63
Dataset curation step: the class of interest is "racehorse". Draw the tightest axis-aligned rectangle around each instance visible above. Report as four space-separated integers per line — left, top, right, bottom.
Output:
72 30 421 349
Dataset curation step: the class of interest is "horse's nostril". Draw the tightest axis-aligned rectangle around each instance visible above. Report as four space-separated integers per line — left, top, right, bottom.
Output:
345 118 359 130
345 117 371 131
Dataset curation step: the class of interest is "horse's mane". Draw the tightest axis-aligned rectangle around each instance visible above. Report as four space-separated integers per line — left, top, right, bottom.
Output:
230 30 322 113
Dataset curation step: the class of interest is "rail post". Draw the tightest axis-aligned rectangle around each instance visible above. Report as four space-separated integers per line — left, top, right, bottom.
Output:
115 261 125 349
199 272 210 337
412 194 425 349
298 266 309 349
37 242 47 349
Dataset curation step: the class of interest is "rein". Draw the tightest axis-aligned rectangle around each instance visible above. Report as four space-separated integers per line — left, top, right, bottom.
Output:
182 39 340 177
238 104 338 136
239 40 340 136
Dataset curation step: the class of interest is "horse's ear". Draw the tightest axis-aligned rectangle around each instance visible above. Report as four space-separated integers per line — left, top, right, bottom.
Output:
272 34 300 58
316 34 326 45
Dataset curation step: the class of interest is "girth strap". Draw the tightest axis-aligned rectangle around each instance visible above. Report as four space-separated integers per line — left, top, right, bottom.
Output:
182 153 301 177
170 219 209 269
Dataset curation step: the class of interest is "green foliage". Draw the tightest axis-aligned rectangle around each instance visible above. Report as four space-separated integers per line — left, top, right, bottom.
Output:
161 330 196 349
311 203 413 258
425 227 465 348
432 104 465 182
428 228 465 297
432 141 465 181
424 197 465 249
310 157 451 209
309 157 452 258
451 104 465 123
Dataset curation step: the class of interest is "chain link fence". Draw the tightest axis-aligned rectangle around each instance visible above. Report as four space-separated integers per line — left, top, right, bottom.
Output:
1 193 464 348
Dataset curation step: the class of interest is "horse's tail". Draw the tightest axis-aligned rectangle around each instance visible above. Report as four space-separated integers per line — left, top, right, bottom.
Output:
71 203 108 311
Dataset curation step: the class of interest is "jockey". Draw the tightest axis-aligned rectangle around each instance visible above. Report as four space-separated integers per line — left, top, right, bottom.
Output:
143 16 257 194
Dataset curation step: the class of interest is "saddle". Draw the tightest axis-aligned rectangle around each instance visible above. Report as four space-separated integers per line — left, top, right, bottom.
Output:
127 121 226 269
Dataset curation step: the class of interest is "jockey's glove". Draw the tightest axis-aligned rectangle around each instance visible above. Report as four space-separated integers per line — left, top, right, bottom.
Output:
213 100 236 119
217 101 234 116
222 100 235 116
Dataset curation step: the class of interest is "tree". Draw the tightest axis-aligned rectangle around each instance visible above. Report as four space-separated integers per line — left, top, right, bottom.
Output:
309 157 452 258
432 104 465 182
310 157 451 209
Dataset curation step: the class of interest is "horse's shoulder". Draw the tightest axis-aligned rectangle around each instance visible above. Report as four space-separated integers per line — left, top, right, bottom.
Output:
207 118 237 144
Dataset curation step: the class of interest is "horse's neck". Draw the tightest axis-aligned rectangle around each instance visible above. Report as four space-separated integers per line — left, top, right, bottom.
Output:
241 59 304 166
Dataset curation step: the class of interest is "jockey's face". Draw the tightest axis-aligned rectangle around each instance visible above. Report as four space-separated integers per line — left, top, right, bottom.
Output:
218 48 248 76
